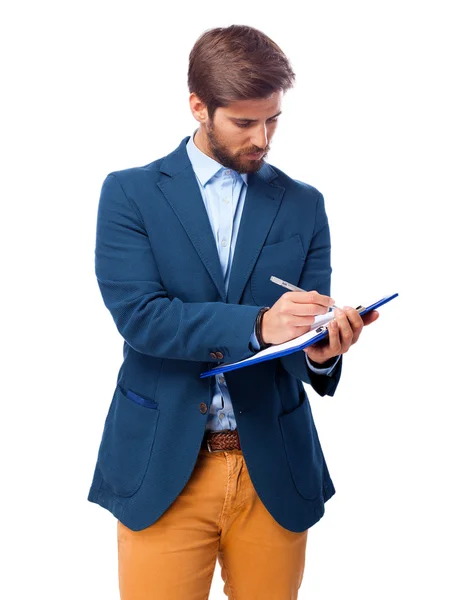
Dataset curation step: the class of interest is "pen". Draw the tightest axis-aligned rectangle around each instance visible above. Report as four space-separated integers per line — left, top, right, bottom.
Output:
270 276 340 309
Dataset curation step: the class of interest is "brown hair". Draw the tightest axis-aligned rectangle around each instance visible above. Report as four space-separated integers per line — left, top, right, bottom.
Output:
188 25 295 120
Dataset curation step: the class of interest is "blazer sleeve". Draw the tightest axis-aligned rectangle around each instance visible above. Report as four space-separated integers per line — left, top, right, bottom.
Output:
279 191 342 396
94 173 260 363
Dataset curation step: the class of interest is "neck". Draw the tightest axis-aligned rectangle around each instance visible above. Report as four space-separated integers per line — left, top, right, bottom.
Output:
194 127 215 161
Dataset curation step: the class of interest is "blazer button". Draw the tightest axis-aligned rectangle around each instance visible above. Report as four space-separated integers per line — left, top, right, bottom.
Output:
199 403 208 414
215 351 224 359
210 352 217 359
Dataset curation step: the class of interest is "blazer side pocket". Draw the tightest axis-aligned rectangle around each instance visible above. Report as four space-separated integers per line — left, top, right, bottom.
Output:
278 396 324 500
97 386 160 497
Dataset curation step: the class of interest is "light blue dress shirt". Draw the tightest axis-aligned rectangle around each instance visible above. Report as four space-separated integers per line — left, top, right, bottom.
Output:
186 130 337 432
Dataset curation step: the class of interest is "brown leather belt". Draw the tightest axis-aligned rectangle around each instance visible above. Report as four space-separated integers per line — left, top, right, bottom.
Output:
202 429 241 453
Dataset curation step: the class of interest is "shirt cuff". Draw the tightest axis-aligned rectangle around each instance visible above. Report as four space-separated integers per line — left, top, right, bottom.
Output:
249 324 261 352
305 353 340 376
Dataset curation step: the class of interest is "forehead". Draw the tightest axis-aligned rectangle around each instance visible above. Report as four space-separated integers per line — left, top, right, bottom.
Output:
221 91 283 119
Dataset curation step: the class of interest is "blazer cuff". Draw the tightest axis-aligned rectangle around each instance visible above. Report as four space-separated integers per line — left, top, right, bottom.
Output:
305 353 340 377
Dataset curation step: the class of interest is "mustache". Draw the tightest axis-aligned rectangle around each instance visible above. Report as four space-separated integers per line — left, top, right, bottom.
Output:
240 146 270 156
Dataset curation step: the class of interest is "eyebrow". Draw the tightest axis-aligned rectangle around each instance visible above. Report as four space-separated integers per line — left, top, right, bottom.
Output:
228 111 282 124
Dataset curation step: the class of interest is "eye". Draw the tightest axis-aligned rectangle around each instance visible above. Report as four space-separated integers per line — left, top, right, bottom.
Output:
235 117 279 129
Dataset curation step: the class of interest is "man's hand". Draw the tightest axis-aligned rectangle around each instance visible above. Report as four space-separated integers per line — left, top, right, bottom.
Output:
303 306 380 365
261 291 335 345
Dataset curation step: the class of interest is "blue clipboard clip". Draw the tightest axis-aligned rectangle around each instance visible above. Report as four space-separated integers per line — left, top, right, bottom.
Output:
200 292 399 378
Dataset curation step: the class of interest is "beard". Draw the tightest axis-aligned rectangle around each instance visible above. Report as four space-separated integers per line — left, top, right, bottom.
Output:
205 120 270 174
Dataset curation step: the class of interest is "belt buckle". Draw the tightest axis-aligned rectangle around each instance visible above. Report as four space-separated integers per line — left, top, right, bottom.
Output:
206 439 223 453
206 429 232 453
206 439 227 453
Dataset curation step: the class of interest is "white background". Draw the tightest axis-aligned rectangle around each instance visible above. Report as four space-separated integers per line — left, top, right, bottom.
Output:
2 1 469 598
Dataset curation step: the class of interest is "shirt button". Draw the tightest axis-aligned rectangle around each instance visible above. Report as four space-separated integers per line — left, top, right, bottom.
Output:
221 239 227 247
224 170 231 175
219 413 225 419
223 197 230 204
219 375 225 384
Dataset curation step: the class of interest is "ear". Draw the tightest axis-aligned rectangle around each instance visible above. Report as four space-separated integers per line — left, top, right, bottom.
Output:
189 92 208 124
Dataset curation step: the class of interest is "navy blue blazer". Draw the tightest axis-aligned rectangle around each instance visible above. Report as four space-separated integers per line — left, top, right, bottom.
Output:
87 136 343 533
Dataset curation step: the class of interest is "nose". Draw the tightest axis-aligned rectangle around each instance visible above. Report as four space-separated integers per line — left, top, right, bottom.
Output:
251 124 268 150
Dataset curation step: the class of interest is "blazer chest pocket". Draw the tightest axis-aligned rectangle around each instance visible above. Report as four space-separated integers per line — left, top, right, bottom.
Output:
97 386 160 497
250 235 305 307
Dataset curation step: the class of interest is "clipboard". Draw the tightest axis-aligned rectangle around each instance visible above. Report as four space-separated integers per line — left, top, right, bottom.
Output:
200 293 399 378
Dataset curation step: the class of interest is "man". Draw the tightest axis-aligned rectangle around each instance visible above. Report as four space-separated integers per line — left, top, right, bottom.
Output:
88 24 379 599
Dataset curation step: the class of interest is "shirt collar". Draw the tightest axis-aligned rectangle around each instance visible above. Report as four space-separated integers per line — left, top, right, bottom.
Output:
186 129 248 187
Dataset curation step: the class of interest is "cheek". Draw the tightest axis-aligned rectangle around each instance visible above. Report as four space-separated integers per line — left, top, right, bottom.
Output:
227 129 250 151
222 126 244 146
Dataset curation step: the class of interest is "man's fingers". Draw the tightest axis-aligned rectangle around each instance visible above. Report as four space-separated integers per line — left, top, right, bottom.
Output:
289 303 332 317
327 318 341 354
334 308 353 350
284 291 335 319
361 310 380 326
288 290 335 308
343 306 364 344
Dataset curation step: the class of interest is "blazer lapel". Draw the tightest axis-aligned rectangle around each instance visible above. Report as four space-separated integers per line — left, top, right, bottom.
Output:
157 137 285 305
227 166 284 305
157 138 227 301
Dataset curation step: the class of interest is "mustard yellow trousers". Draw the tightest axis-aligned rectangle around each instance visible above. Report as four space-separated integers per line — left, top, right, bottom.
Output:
117 447 308 599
